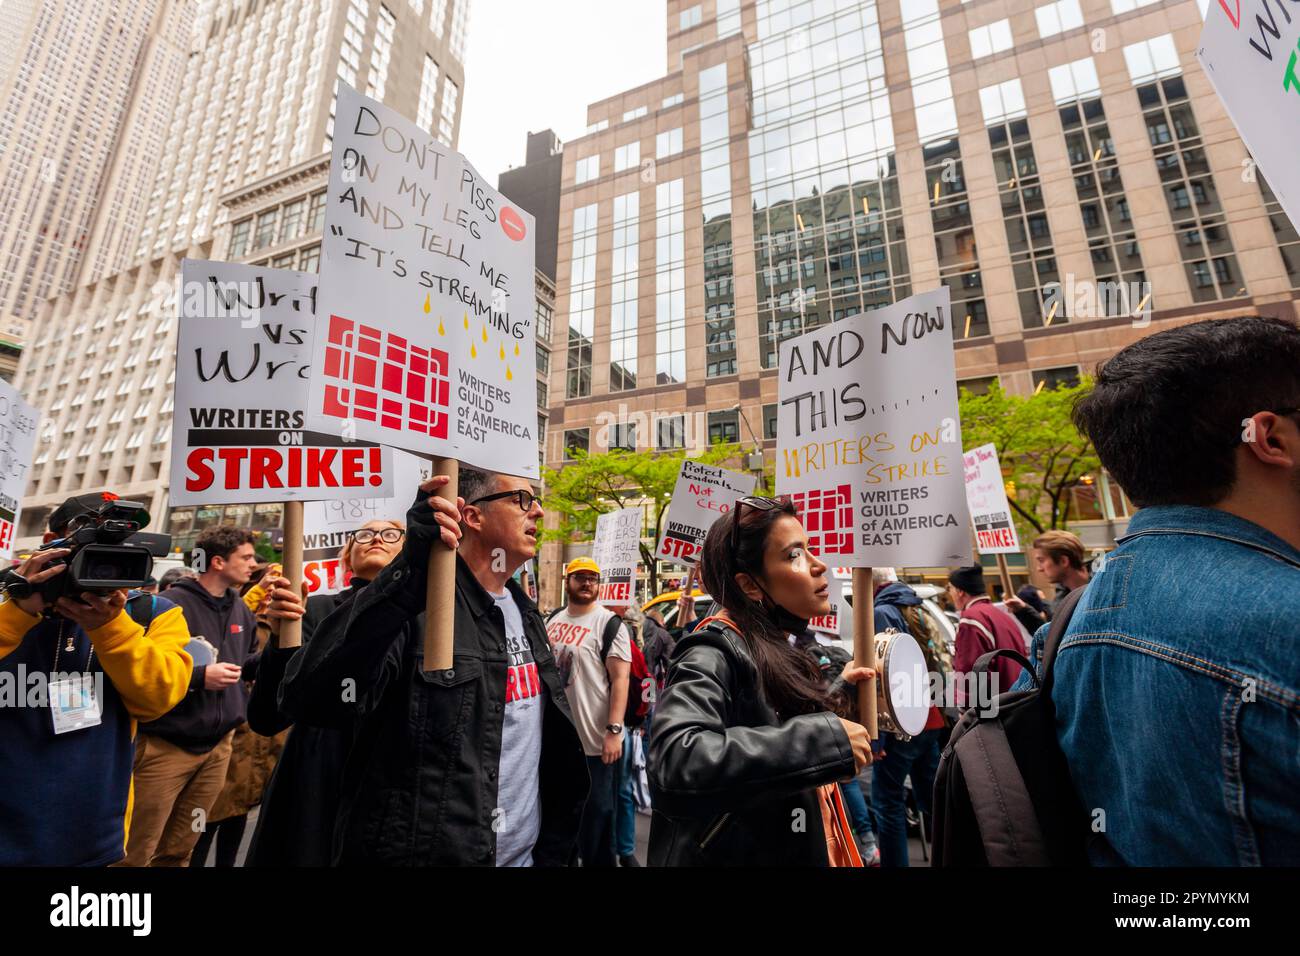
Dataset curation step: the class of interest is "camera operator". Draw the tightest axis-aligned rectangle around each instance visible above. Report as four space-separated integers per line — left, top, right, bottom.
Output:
121 527 274 867
0 493 193 866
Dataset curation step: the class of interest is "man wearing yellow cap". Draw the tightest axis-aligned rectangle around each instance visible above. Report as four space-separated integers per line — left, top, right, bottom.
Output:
545 556 632 866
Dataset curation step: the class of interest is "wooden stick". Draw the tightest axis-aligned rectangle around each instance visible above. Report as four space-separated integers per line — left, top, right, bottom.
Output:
995 552 1014 603
279 500 305 649
423 457 458 672
851 566 879 739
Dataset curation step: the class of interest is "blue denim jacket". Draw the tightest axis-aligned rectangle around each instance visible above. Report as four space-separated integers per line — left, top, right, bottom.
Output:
1050 506 1300 866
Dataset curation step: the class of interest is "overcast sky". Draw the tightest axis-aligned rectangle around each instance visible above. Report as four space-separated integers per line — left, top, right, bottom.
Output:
459 0 668 183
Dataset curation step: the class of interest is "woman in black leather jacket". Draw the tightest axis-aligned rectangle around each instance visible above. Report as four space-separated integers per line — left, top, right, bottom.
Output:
647 496 874 866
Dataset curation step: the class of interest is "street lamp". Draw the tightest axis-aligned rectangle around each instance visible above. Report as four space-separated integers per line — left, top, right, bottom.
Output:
730 403 765 473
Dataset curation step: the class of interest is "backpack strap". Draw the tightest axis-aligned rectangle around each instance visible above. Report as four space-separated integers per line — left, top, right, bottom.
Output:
1040 585 1087 700
545 607 562 625
973 648 1037 686
952 720 1051 866
598 614 624 663
125 591 157 631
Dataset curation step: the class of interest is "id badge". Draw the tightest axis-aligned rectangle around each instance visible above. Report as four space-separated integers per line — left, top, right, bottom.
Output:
50 675 102 734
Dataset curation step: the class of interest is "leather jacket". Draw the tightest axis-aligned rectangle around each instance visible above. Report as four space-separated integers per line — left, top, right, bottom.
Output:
280 554 588 865
647 620 858 866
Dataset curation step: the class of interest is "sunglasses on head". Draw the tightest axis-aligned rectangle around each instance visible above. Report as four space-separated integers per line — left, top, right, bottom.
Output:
730 495 790 553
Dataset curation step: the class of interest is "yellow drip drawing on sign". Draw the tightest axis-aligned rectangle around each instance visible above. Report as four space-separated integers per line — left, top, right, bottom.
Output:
506 366 513 381
470 342 477 359
423 294 431 314
463 313 469 330
498 343 505 360
437 318 445 335
514 342 520 356
481 325 488 343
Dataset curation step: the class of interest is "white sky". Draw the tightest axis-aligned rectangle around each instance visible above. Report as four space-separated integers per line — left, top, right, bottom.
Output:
459 0 668 182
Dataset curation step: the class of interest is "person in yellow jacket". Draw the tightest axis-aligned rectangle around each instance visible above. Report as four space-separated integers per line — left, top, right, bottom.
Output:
0 494 193 866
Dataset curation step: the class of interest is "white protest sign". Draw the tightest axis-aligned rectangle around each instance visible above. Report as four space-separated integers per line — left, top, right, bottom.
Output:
170 260 395 506
808 566 853 637
656 461 756 566
962 443 1020 555
301 448 430 595
305 83 538 478
591 506 642 608
1197 3 1300 233
775 286 971 568
0 380 39 559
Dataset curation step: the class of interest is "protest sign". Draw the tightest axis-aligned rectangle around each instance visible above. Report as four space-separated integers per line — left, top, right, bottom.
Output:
962 443 1020 555
1197 2 1300 233
170 260 395 506
0 380 39 560
301 448 429 596
591 507 642 608
808 566 853 637
775 286 971 568
305 83 539 479
656 461 756 566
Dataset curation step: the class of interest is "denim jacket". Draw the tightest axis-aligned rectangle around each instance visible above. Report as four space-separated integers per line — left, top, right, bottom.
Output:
1050 506 1300 865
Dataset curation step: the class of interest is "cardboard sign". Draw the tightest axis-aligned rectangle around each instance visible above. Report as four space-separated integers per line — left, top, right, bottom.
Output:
170 260 394 506
305 83 539 478
775 287 971 568
301 448 430 595
591 506 642 608
962 443 1020 555
0 380 39 560
1197 2 1300 233
656 460 756 566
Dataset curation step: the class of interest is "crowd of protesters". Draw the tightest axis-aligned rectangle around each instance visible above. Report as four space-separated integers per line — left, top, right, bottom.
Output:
0 317 1296 867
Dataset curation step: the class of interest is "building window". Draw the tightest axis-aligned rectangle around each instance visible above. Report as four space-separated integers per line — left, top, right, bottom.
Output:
609 192 639 391
968 19 1013 59
566 204 598 399
1032 366 1081 392
308 191 327 233
608 422 637 451
298 245 321 273
656 414 685 450
230 218 252 257
707 409 739 445
417 54 440 132
957 376 998 396
278 199 305 244
564 428 589 459
574 154 599 185
1035 0 1084 38
762 403 778 440
679 4 701 30
614 142 640 173
655 179 686 384
655 127 682 159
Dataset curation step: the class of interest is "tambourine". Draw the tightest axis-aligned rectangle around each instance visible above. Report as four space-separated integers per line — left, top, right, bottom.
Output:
873 628 930 740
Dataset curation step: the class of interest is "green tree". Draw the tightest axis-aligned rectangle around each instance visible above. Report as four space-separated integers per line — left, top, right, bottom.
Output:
959 379 1101 538
540 442 764 595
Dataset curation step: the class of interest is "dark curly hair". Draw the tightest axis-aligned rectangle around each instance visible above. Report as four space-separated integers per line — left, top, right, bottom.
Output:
193 527 256 566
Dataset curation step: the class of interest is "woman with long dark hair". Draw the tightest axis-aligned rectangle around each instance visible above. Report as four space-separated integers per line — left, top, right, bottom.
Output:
647 496 874 866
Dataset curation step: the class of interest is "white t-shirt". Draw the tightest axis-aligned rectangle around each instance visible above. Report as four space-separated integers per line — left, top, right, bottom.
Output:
490 590 544 867
545 604 632 757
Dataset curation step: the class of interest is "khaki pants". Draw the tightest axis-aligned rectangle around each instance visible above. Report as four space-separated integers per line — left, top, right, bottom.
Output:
120 731 234 867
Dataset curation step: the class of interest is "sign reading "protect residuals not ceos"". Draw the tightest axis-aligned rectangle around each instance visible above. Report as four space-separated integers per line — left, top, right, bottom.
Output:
775 286 971 568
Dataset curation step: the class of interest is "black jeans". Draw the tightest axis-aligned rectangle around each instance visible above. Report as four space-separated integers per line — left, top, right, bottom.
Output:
578 755 619 867
189 813 248 868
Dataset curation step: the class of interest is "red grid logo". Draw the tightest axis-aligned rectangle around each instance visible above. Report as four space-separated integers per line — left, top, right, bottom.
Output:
791 484 854 556
321 314 450 438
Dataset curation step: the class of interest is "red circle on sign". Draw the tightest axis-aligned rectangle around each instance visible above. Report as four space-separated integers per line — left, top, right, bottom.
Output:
500 206 527 242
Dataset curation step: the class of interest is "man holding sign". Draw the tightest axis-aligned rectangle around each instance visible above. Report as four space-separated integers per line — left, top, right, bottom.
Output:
280 467 588 866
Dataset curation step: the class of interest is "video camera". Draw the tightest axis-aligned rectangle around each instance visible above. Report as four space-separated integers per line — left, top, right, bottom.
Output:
11 498 155 605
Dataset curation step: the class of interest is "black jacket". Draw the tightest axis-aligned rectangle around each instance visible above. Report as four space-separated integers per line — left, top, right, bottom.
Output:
246 585 365 867
647 620 857 866
140 576 259 753
279 554 589 866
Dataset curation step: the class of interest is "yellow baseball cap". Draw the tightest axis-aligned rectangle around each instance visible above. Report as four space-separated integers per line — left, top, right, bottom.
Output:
565 556 601 577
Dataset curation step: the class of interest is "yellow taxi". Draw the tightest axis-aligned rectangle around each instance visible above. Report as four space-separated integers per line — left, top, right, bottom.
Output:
642 588 712 629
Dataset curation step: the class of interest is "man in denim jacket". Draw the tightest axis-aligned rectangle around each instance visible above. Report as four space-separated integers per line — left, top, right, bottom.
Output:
1055 316 1300 865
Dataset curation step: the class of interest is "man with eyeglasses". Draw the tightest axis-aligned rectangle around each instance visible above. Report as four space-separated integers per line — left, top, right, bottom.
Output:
280 468 588 866
545 556 633 867
1053 317 1300 865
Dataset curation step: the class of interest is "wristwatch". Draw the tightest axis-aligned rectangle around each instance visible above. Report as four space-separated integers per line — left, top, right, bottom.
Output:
605 722 624 735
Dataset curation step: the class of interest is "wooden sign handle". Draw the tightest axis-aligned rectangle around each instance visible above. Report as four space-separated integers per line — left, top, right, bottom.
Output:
995 552 1014 603
279 500 304 649
423 457 458 672
851 566 879 739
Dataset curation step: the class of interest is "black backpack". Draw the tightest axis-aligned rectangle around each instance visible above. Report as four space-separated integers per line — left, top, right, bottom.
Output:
545 608 645 729
931 586 1092 866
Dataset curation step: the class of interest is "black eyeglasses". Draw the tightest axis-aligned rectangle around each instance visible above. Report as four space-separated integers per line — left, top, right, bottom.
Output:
468 489 538 513
730 495 788 553
350 528 405 545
